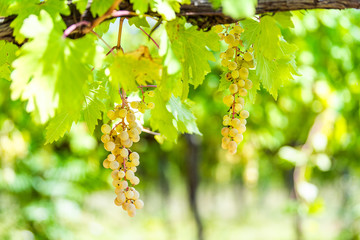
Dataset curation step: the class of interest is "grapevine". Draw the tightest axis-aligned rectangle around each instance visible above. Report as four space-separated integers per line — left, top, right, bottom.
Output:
215 24 254 154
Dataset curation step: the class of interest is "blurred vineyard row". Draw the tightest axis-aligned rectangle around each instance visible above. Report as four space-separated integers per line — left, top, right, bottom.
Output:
1 9 360 240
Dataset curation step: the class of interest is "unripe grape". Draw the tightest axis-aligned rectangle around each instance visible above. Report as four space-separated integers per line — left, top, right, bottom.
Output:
108 154 116 161
224 34 235 44
240 110 249 119
130 101 139 109
223 95 234 107
110 161 120 170
222 136 230 145
122 202 130 211
131 158 140 167
111 170 119 179
221 59 229 67
107 110 116 120
117 192 126 203
236 123 246 133
231 118 241 128
244 52 253 62
103 159 110 168
128 210 136 217
239 67 249 79
237 79 245 88
228 61 237 71
118 108 127 118
131 176 140 185
147 102 155 109
120 148 129 158
245 79 253 89
236 97 245 105
122 139 133 148
229 84 238 94
213 25 223 33
223 118 230 126
104 141 116 151
133 190 140 200
229 128 239 137
234 25 243 34
114 197 122 206
221 127 230 136
228 141 237 151
118 170 125 178
125 170 135 180
225 48 235 58
239 88 248 97
234 103 243 112
119 131 129 141
101 124 111 134
134 199 144 209
228 148 237 154
147 90 155 97
101 134 110 143
112 179 121 187
125 190 134 199
127 113 136 122
231 70 239 79
130 152 140 161
119 180 128 189
131 135 140 143
234 133 244 143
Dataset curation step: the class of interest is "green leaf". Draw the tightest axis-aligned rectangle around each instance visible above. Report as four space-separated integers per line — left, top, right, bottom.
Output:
45 110 80 144
7 0 69 43
164 19 220 97
128 17 150 28
0 0 11 16
218 73 231 92
273 12 294 29
130 0 152 15
0 41 18 81
90 0 114 17
72 0 88 14
11 11 100 123
168 95 201 135
149 90 178 141
109 49 161 93
241 16 298 99
221 0 256 19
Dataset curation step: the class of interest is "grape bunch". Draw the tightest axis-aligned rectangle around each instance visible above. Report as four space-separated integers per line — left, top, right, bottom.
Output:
101 98 144 217
214 24 254 154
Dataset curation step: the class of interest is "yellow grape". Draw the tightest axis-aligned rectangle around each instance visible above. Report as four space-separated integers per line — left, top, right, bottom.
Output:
239 88 248 97
239 67 249 79
147 90 155 97
214 25 223 33
244 52 253 62
231 70 239 79
229 128 239 137
234 103 243 112
240 110 250 119
237 124 246 133
107 110 116 120
223 95 234 107
228 61 237 71
245 80 253 90
234 25 243 34
221 59 229 67
240 119 247 125
110 161 120 170
120 148 129 158
225 48 235 58
130 101 139 109
118 108 127 118
229 84 238 94
234 133 244 143
107 154 116 161
237 79 245 88
221 127 230 136
101 134 110 143
134 199 144 209
224 34 235 45
231 118 241 128
147 102 155 109
101 124 111 134
104 141 116 151
103 159 110 168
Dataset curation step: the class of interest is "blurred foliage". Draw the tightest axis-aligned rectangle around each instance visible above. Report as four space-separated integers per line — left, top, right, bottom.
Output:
1 9 360 240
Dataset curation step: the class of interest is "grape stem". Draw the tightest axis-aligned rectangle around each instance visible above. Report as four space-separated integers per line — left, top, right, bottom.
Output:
138 27 160 49
90 30 116 56
63 21 90 38
141 128 160 136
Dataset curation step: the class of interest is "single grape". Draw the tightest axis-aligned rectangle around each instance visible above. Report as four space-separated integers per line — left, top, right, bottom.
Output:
229 128 239 137
245 79 253 89
103 159 110 168
237 79 245 88
147 90 155 97
239 88 248 97
125 170 135 180
130 101 139 109
240 110 249 119
104 141 116 151
231 70 239 79
221 127 230 136
134 199 144 209
101 134 110 143
119 131 129 141
101 124 111 134
228 61 237 71
229 84 238 94
131 176 140 185
110 161 120 170
108 154 116 161
234 133 244 143
147 102 155 109
244 52 253 62
223 95 234 107
107 110 116 120
118 170 125 178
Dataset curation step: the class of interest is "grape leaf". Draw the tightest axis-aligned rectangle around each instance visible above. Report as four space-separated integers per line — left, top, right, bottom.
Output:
109 46 162 93
241 16 298 100
45 110 80 144
273 12 294 29
164 19 220 98
221 0 256 19
72 0 88 14
90 0 114 17
149 90 178 141
128 17 150 28
0 41 18 81
130 0 189 20
0 0 11 16
168 95 201 135
11 10 100 124
7 0 69 43
130 0 152 15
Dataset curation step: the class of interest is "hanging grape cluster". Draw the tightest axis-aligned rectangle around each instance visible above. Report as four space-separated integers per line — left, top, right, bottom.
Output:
100 92 147 217
214 24 254 154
